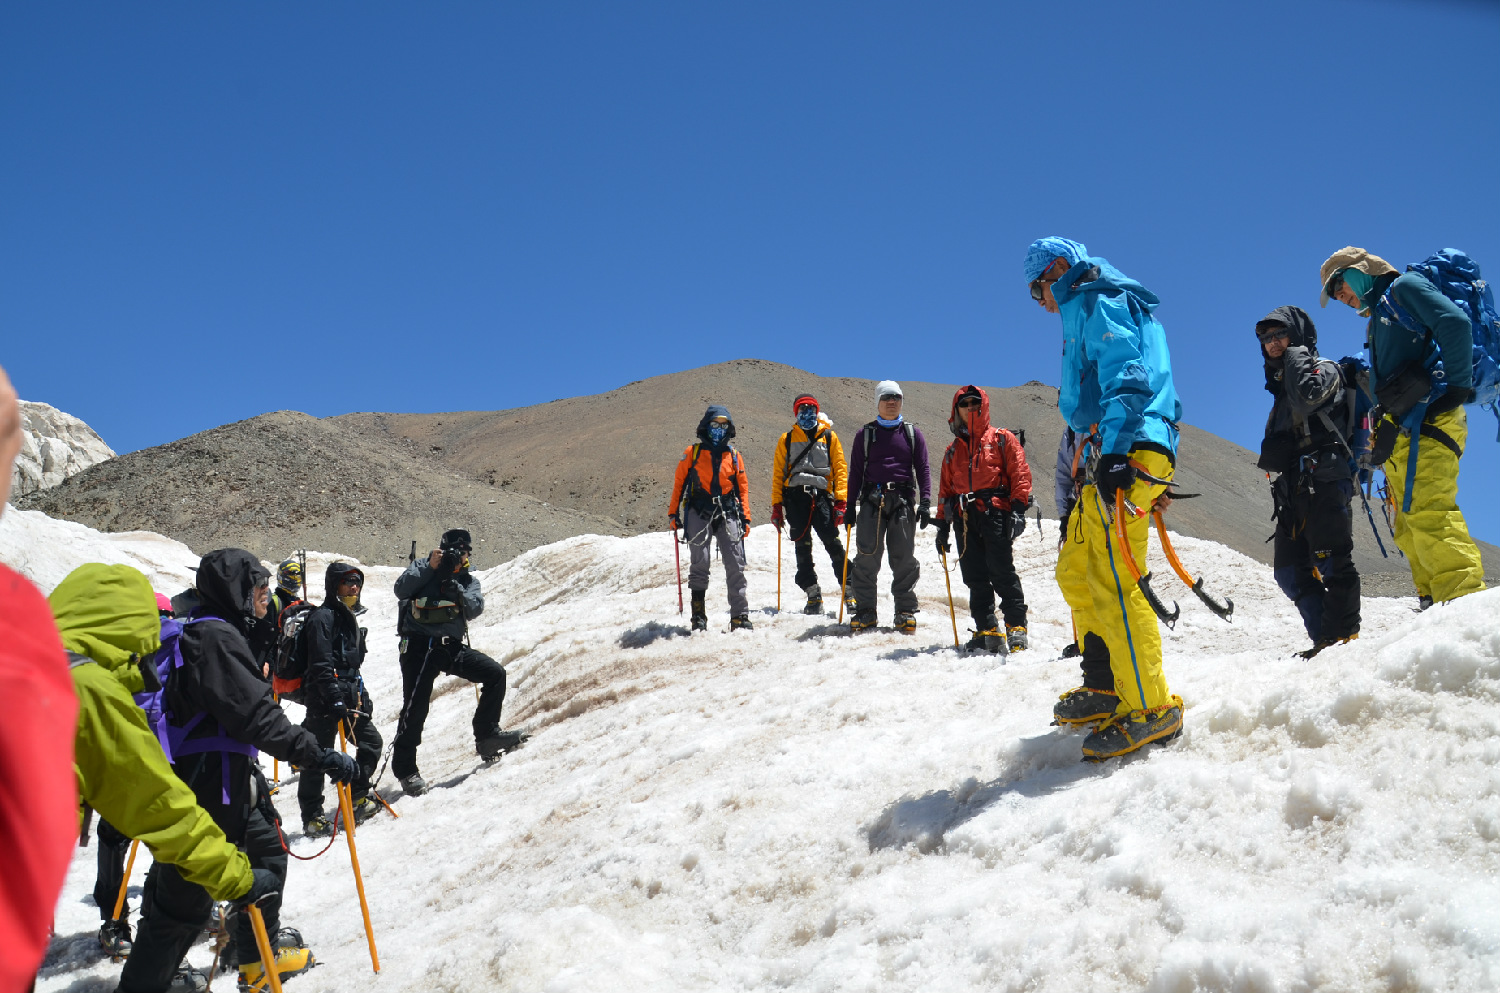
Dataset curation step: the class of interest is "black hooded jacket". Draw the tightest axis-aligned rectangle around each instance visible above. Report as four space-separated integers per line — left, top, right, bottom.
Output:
1256 306 1353 476
171 548 323 838
303 562 368 713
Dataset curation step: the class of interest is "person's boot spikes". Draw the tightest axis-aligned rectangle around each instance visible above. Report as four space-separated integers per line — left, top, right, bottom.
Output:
1080 696 1184 760
1006 626 1029 652
1052 686 1117 726
730 614 754 631
803 585 823 615
893 611 916 634
690 591 708 632
98 917 132 959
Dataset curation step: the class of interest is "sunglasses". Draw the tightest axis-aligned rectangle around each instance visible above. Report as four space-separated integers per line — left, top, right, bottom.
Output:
1255 325 1290 344
339 576 364 588
957 397 982 409
797 404 817 414
879 394 902 403
1029 272 1061 302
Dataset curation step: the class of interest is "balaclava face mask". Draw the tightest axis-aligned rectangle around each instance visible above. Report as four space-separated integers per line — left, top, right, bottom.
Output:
1341 268 1376 315
797 407 817 431
708 423 728 445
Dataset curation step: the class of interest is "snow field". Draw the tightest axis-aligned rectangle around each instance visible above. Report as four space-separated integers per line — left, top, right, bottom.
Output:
11 504 1500 992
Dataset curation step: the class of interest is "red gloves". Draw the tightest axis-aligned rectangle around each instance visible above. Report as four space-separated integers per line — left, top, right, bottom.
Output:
833 500 847 526
771 503 784 530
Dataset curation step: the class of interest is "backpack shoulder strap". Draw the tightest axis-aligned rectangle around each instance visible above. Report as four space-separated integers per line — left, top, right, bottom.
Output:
904 422 917 485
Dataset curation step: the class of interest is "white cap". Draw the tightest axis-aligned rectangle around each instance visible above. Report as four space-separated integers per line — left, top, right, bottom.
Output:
876 380 903 403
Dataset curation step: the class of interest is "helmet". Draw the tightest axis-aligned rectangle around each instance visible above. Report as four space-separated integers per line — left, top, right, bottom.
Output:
277 558 303 592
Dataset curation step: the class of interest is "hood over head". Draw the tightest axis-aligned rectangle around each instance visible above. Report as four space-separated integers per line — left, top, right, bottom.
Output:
696 405 736 445
324 561 365 602
195 548 270 623
948 384 991 438
1256 305 1319 357
1319 247 1398 307
1023 237 1089 283
49 564 161 685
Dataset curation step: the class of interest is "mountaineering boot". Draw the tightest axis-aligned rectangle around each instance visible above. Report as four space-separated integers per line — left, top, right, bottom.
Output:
1060 641 1081 659
477 729 528 760
399 773 429 797
1006 626 1029 652
691 591 708 632
730 615 754 631
302 814 334 838
167 965 210 992
1418 595 1434 612
1081 696 1184 760
98 917 132 958
1052 686 1118 726
803 585 824 615
1297 632 1359 660
849 610 877 632
349 796 379 824
966 629 1007 655
893 611 916 634
238 945 315 991
844 593 858 615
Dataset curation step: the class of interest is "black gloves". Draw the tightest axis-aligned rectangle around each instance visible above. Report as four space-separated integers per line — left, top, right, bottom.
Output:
1009 510 1028 541
1366 416 1398 467
1097 456 1135 505
439 578 463 600
844 504 857 530
917 500 931 529
234 868 283 909
935 520 951 556
319 749 358 784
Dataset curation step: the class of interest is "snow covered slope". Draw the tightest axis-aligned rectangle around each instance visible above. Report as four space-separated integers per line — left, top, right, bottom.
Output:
17 508 1500 992
11 400 115 498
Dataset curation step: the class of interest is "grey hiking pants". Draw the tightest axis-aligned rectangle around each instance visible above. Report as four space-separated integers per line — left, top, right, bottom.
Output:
686 506 749 616
849 492 919 614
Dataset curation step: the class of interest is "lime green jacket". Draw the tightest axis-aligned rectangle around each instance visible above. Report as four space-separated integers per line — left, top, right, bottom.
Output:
51 564 253 903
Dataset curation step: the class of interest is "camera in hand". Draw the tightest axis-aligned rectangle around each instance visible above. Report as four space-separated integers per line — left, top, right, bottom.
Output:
439 547 465 575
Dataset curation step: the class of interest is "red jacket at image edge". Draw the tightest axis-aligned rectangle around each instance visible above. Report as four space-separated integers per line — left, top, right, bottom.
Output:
0 564 78 993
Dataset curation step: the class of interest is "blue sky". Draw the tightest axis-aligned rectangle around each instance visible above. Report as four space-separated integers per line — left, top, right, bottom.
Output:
3 2 1498 541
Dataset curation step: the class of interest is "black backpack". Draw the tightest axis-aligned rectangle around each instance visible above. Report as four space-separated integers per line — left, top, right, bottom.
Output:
271 600 316 704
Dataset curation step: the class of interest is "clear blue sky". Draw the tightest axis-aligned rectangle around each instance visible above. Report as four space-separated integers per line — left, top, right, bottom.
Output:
3 2 1498 541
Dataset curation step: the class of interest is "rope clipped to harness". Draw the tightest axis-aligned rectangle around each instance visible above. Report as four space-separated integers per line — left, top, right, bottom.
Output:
1112 489 1180 630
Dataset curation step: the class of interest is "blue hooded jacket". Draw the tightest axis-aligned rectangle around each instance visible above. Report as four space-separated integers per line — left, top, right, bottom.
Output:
1053 256 1182 458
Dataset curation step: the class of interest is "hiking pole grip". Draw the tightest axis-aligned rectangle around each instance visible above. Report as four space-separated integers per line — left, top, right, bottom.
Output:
338 778 380 972
246 903 285 993
112 839 140 922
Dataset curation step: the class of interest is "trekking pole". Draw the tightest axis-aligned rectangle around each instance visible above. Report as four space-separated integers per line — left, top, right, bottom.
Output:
247 903 285 993
1358 480 1390 558
776 523 782 613
337 723 380 972
939 549 959 649
837 521 852 624
672 526 683 614
112 839 140 923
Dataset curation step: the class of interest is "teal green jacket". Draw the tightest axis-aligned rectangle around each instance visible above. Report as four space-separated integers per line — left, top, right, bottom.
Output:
1362 271 1475 397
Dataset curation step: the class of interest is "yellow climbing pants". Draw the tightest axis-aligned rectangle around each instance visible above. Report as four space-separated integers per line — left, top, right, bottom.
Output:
1055 503 1092 644
1385 406 1487 603
1079 448 1175 714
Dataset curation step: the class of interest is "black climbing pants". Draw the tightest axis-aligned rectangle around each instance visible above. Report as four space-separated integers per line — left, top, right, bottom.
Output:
783 486 846 593
93 818 132 923
1273 474 1360 644
393 638 507 780
955 504 1028 630
299 690 382 823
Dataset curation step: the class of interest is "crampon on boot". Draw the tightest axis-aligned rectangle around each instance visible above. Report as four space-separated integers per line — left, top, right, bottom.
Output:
965 629 1007 654
690 591 708 632
893 612 916 634
1081 696 1184 761
849 610 877 632
302 814 334 838
1006 626 1029 652
349 796 380 824
1051 686 1118 726
1297 632 1359 659
99 918 132 959
238 945 315 991
477 729 528 760
803 586 824 615
730 614 754 631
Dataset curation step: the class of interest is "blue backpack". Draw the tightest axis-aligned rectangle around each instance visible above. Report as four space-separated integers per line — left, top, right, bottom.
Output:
134 615 257 800
1378 248 1500 439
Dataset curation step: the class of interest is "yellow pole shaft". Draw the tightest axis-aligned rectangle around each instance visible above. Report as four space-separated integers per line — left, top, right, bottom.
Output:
339 779 380 972
246 903 285 993
112 839 140 921
940 550 960 649
776 525 781 612
336 720 380 972
837 522 852 624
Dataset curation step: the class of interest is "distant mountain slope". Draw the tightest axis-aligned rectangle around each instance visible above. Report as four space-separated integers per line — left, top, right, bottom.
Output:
337 359 1495 595
12 400 115 498
19 410 625 567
